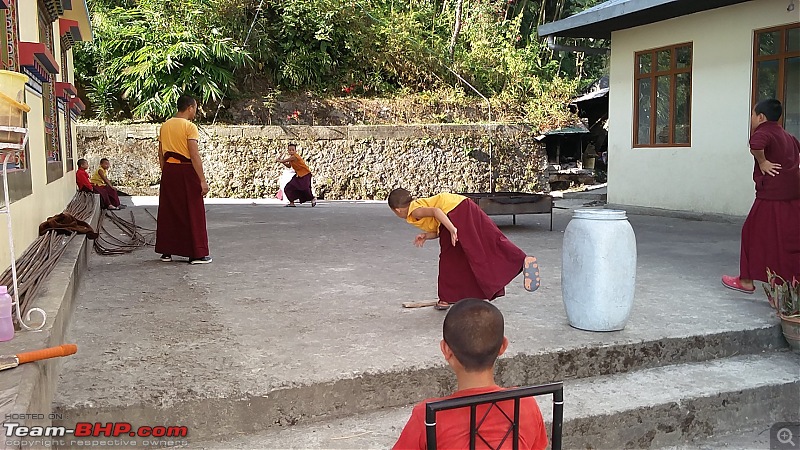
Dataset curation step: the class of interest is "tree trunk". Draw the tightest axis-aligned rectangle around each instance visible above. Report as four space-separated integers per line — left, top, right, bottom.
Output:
449 0 464 60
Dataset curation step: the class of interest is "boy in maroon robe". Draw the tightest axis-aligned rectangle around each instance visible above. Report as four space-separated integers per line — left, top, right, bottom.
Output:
722 99 800 293
389 188 540 310
155 96 212 264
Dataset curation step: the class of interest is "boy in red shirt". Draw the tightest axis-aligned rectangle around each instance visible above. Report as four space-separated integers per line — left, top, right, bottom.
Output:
393 299 548 450
76 159 93 193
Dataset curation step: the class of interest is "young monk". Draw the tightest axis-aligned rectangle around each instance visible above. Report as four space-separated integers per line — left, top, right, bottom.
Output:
393 299 548 450
156 95 212 264
76 158 93 193
722 99 800 293
89 158 125 210
275 143 316 207
389 188 539 310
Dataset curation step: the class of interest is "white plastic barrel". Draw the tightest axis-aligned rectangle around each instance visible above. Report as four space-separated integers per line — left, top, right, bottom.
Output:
561 209 637 331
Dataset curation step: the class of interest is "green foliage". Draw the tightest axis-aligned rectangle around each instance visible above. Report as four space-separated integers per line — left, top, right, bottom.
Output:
76 0 607 125
78 0 252 120
765 269 800 318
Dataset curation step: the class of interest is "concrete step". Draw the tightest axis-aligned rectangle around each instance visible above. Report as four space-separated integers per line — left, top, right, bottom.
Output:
188 351 800 449
54 324 787 443
657 424 773 450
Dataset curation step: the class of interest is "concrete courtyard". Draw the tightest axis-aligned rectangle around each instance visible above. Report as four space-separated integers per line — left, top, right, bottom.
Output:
51 197 795 448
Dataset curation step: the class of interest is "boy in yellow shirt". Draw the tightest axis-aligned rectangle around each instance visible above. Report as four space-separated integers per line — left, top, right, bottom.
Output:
90 158 125 210
388 188 539 310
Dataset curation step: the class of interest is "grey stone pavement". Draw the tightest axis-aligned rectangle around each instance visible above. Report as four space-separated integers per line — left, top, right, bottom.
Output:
52 197 783 444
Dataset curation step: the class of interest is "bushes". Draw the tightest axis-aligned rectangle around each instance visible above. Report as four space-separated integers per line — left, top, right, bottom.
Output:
79 0 252 121
76 0 606 126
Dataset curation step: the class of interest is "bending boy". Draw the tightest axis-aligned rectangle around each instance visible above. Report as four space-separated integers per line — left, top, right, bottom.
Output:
388 188 539 310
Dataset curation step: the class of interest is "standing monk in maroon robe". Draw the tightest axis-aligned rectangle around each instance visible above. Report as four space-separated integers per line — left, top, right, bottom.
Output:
722 99 800 293
155 96 212 264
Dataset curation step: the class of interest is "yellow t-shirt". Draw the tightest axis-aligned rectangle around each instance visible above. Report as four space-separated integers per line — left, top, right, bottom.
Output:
158 117 199 162
406 193 467 233
90 167 107 187
290 154 311 177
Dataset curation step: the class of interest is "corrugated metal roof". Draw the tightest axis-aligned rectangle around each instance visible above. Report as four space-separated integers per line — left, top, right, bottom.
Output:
538 0 753 38
572 87 609 104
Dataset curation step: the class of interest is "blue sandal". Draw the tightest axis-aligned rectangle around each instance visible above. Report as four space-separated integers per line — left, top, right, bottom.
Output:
523 256 541 292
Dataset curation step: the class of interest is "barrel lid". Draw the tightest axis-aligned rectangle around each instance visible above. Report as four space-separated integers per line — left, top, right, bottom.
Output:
573 209 628 220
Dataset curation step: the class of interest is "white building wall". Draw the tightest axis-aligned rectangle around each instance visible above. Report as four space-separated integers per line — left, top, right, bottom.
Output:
0 3 83 270
607 0 799 215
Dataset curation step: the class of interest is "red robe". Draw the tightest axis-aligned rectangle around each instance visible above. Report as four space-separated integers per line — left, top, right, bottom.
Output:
740 121 800 282
437 199 527 303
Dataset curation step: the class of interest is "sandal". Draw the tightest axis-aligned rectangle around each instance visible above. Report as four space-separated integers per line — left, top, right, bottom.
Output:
721 275 755 294
523 256 541 292
434 301 452 311
284 203 296 207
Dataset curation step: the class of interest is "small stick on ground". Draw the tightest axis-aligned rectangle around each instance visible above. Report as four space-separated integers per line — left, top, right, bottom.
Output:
330 430 372 440
402 300 438 308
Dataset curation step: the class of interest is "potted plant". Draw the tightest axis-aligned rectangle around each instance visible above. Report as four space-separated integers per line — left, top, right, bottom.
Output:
763 268 800 352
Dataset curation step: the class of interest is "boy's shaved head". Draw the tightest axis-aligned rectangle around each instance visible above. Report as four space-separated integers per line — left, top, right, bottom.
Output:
754 98 782 122
443 299 505 371
388 188 413 209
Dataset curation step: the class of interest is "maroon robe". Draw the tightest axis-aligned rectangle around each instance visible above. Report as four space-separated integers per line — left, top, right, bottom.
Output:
284 173 314 203
93 185 120 209
437 199 527 303
740 121 800 282
155 154 209 259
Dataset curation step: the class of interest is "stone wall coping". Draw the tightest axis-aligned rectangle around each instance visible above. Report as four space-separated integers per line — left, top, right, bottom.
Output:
77 123 534 141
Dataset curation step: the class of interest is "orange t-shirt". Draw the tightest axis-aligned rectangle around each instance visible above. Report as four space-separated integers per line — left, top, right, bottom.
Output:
158 118 199 163
290 154 311 177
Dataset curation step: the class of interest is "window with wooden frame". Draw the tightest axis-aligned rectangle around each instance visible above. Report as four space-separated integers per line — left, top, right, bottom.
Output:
60 50 73 172
38 1 62 183
0 8 9 70
634 43 693 147
0 0 33 208
753 23 800 139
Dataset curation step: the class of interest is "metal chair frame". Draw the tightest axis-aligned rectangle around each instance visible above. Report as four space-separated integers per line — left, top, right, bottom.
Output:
425 382 563 450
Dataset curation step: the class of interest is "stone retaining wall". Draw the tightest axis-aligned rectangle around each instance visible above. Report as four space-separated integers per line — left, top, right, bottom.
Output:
77 124 547 200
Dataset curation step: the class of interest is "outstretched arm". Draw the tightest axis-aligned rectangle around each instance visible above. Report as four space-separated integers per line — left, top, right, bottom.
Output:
411 207 458 246
276 155 297 164
413 231 439 247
